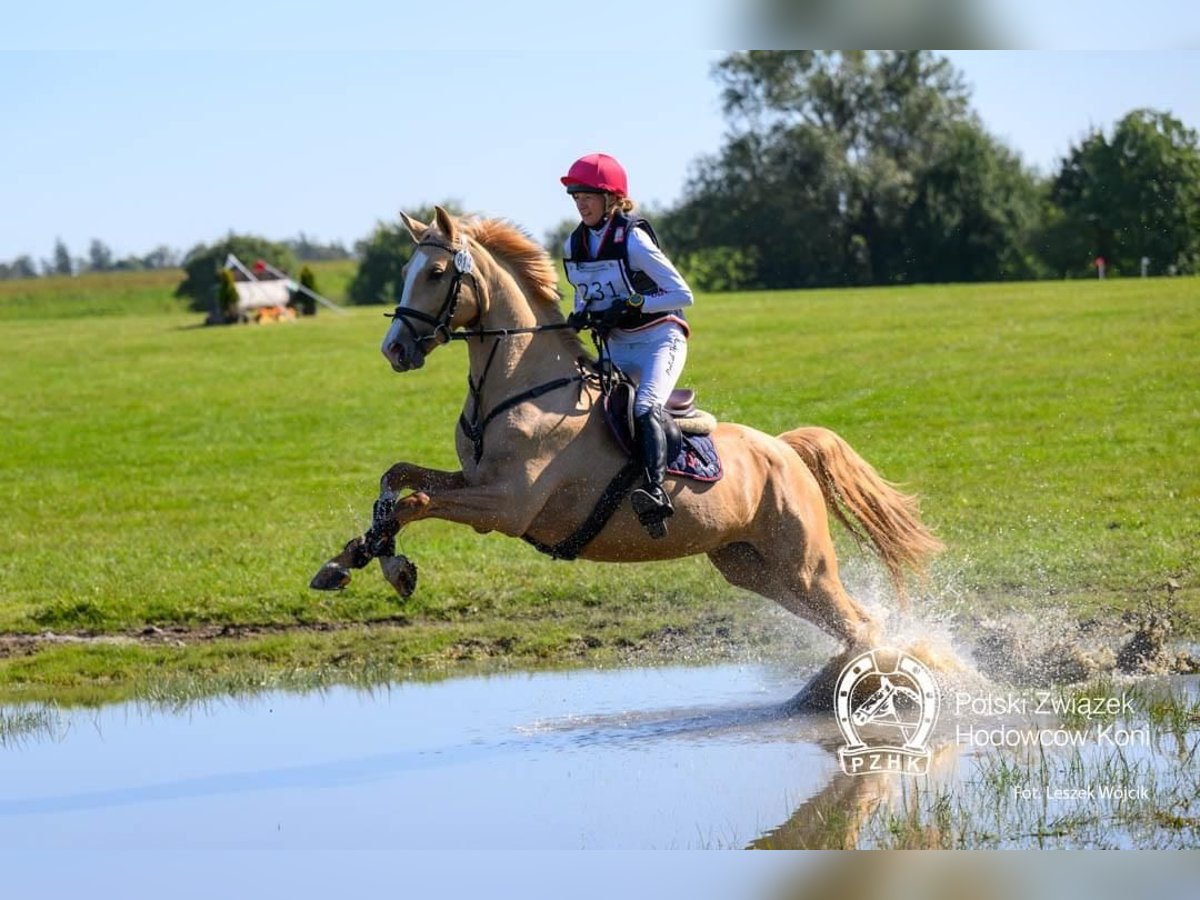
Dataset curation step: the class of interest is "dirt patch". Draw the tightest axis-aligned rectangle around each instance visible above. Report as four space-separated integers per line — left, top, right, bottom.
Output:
969 583 1199 685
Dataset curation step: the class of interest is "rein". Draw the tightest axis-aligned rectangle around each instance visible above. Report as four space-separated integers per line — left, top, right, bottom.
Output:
458 339 584 464
385 236 584 464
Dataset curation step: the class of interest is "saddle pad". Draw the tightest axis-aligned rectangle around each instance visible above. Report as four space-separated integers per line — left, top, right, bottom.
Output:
669 433 723 482
602 394 723 483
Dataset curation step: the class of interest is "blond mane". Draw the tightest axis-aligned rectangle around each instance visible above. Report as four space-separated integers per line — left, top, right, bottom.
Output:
465 219 563 309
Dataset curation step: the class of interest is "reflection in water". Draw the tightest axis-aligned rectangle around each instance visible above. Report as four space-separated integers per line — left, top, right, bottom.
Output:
751 739 963 849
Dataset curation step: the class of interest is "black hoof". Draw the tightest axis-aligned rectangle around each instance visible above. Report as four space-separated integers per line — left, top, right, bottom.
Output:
380 555 419 598
310 564 352 591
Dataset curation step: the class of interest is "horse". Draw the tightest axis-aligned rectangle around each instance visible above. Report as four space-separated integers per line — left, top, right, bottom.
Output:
311 206 947 707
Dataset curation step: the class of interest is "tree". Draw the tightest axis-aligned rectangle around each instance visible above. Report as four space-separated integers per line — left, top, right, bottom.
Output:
660 124 849 289
175 235 298 313
902 120 1046 282
663 51 1052 289
88 239 114 273
292 265 318 316
216 269 240 321
544 219 577 259
285 233 352 261
10 256 37 279
52 238 72 276
1043 109 1200 276
348 202 465 305
141 245 180 270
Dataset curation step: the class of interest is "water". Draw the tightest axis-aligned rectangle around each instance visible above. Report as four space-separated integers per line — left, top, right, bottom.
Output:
1 664 1196 850
0 664 843 850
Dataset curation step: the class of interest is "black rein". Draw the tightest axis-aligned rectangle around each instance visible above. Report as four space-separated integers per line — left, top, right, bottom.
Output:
384 238 582 463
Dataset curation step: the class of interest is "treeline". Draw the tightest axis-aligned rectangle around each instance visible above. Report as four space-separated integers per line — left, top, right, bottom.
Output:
650 52 1200 289
0 240 180 281
11 53 1199 300
0 233 351 282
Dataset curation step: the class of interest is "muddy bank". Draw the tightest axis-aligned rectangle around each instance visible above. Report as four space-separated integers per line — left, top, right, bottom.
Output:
0 617 415 659
1 590 1196 686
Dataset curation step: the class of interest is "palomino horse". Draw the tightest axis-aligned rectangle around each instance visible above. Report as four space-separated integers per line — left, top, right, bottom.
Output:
311 207 945 706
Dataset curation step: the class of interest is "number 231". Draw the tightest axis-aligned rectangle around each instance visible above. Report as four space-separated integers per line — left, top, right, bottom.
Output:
578 281 622 302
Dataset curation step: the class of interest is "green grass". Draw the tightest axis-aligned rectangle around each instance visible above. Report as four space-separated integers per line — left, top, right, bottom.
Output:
0 260 355 321
0 272 1196 700
0 270 189 320
693 280 1198 605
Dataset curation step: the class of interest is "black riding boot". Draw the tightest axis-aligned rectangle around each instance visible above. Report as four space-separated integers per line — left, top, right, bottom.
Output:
630 408 674 539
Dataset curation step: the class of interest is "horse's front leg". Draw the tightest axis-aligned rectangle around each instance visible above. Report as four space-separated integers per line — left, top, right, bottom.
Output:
380 462 466 496
309 464 466 594
369 464 468 557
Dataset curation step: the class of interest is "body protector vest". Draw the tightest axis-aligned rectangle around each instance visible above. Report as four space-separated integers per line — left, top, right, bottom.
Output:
564 214 680 330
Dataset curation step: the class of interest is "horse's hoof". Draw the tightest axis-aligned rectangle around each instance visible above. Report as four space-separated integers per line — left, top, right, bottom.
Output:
343 536 375 569
782 649 862 714
310 564 352 591
783 671 838 713
380 554 418 598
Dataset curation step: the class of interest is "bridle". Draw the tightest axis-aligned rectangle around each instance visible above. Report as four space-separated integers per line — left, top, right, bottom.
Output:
384 235 587 463
384 236 482 346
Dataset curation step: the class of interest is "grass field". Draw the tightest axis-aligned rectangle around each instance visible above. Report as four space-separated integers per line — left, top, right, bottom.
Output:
0 270 1196 702
0 260 356 320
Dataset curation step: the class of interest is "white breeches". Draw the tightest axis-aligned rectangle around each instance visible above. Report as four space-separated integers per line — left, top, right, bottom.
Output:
605 321 689 416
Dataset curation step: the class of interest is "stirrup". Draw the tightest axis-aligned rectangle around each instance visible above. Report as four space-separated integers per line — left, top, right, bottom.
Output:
631 487 673 540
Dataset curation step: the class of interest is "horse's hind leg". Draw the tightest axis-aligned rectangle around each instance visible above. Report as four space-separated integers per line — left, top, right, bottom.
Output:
709 521 883 711
710 533 881 648
773 536 886 711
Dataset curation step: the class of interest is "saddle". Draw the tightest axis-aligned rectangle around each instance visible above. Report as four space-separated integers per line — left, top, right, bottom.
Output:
520 380 723 561
602 382 723 483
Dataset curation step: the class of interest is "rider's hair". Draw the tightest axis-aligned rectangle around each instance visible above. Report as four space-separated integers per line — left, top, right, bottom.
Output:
606 194 636 216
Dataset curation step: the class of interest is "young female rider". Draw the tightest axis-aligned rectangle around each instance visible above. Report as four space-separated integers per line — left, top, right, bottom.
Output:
559 152 694 539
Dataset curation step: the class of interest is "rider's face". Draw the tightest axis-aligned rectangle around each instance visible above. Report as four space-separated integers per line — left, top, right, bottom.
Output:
572 191 607 228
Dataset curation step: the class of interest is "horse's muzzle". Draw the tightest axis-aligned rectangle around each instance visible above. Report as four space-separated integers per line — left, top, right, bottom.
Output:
382 339 426 372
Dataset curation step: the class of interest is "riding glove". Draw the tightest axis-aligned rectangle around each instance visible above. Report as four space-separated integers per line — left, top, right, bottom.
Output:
567 300 631 332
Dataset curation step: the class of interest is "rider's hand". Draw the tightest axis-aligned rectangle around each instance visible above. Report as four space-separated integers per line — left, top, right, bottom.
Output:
566 309 593 331
595 299 630 328
568 300 633 332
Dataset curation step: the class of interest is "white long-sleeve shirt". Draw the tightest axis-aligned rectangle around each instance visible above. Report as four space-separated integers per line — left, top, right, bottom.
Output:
562 223 694 315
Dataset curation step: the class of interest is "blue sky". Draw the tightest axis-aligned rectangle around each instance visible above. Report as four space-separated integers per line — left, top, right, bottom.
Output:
2 30 1198 263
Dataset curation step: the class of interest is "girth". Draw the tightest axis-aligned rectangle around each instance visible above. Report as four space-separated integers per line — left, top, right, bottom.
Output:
521 460 642 561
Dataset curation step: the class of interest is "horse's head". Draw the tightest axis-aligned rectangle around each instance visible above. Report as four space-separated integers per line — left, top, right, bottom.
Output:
381 206 485 372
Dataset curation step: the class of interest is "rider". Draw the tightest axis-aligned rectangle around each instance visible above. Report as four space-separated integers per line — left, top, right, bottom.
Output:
560 152 694 539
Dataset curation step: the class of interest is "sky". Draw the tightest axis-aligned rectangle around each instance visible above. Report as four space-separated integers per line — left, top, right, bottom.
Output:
1 5 1198 264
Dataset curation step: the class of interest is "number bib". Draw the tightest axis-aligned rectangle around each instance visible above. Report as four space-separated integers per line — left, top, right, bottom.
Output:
564 259 634 310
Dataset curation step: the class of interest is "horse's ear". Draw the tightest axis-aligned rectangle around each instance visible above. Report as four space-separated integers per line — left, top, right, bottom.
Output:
398 211 427 243
434 205 459 243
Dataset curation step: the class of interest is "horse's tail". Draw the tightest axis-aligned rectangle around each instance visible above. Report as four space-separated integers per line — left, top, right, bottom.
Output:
778 426 943 607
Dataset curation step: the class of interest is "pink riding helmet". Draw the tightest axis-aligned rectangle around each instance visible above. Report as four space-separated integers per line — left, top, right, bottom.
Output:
561 153 629 197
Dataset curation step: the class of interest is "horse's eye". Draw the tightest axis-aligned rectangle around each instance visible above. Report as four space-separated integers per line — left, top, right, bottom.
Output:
428 267 446 281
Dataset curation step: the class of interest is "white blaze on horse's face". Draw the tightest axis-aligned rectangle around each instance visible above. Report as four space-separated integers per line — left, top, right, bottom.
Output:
381 248 432 372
